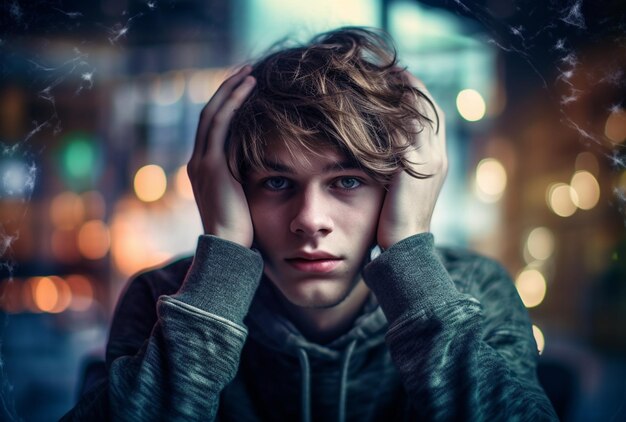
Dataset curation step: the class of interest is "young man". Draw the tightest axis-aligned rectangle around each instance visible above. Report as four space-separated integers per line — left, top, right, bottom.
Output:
64 28 557 421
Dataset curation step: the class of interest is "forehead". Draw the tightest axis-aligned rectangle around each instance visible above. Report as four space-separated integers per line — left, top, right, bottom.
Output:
259 139 360 174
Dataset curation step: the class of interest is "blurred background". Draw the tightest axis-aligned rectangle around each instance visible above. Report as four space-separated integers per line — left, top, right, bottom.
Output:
1 0 625 420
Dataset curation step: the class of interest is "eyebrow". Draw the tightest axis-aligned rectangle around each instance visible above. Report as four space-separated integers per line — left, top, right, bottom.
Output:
260 159 363 174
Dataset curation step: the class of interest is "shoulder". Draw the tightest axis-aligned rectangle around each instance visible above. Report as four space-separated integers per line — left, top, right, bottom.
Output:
435 245 532 336
435 246 518 305
436 246 512 287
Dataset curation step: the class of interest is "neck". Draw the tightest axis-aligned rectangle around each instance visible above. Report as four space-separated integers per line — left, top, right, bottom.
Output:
273 279 371 344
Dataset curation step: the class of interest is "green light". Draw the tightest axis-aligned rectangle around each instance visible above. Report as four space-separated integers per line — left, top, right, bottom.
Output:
62 136 94 180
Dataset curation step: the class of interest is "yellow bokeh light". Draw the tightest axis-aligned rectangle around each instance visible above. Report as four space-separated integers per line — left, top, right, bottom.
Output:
532 325 545 355
526 227 555 261
475 158 507 201
33 277 58 312
456 89 486 122
575 151 599 176
175 165 194 200
515 269 547 308
547 183 578 217
110 211 172 277
134 164 167 202
570 170 600 210
50 191 85 229
605 110 626 143
77 220 111 260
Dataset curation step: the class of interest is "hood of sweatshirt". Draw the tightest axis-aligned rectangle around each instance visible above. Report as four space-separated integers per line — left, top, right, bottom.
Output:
245 275 388 359
243 275 390 422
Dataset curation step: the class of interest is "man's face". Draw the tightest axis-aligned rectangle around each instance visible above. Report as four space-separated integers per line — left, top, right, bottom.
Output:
244 140 385 309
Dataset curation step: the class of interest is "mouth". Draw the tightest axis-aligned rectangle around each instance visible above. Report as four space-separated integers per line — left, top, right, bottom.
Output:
285 253 343 273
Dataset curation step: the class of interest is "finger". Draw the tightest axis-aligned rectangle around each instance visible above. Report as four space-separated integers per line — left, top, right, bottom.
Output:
206 75 257 156
191 65 252 159
203 65 253 120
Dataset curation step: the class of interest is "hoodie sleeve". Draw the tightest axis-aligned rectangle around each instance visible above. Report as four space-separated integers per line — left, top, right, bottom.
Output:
363 233 558 421
61 235 264 421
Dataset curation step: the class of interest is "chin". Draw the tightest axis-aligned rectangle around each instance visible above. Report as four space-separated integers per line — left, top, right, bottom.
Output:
271 276 355 309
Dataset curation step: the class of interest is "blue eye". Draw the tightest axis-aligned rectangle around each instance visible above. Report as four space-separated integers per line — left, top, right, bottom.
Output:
336 177 361 190
263 177 290 190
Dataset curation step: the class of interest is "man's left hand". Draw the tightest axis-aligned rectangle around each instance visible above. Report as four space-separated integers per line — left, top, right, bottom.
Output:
377 72 448 250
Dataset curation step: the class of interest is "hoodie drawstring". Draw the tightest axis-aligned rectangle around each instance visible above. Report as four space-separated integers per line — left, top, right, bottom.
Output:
337 339 357 422
297 339 357 422
297 348 311 422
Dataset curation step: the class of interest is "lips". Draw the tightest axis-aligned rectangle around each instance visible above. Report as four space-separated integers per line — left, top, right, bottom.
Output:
285 252 342 273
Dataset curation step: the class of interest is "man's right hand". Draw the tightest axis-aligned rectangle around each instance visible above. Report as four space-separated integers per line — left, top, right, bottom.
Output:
187 65 256 248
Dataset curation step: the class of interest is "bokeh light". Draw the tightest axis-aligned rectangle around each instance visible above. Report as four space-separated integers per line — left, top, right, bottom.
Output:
526 227 555 261
48 276 72 313
77 219 111 260
515 268 547 308
175 165 194 200
32 277 59 312
110 206 173 276
50 191 85 229
547 183 578 217
134 164 167 202
456 89 486 122
66 274 94 311
605 109 626 143
62 136 95 180
570 170 600 210
475 158 507 202
532 324 545 355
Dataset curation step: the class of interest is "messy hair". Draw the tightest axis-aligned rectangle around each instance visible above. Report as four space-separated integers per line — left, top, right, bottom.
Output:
228 26 438 183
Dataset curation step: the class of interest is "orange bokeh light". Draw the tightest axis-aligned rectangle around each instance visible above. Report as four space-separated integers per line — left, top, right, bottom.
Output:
77 220 111 260
50 191 85 229
48 276 72 313
33 277 58 312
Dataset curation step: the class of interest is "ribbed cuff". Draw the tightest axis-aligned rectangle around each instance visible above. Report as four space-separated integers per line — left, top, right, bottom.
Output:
363 233 463 324
171 235 264 326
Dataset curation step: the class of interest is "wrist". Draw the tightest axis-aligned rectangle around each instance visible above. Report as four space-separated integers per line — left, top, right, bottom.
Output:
378 226 431 250
206 225 253 248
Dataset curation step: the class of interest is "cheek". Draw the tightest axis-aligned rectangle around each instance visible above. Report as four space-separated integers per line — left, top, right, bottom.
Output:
338 196 384 237
248 201 285 245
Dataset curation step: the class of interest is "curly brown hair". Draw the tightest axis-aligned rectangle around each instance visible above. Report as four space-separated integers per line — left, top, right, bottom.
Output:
228 26 438 184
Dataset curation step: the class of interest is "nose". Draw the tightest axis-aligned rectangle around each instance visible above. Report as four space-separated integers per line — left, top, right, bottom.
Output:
289 186 334 237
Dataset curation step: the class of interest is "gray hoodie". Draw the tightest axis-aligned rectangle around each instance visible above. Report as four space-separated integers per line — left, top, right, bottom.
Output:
62 233 558 421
